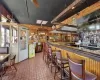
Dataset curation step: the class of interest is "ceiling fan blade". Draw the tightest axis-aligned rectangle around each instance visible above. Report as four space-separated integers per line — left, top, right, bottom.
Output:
33 0 39 7
26 0 30 17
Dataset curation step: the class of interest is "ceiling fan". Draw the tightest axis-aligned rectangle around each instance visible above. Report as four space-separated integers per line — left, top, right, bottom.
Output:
25 0 39 17
32 0 39 7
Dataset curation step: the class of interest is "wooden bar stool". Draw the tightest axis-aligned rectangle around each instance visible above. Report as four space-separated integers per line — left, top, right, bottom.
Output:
47 47 52 67
42 42 46 61
45 43 50 64
54 50 69 80
42 42 49 63
67 54 97 80
47 47 56 73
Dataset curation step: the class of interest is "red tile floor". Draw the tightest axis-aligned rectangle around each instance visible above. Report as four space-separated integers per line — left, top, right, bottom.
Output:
2 53 59 80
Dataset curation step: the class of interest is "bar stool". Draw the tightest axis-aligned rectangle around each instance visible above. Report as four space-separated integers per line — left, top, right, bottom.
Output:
47 47 56 73
54 50 69 80
45 43 50 64
47 47 52 67
42 42 46 61
42 42 49 63
67 54 97 80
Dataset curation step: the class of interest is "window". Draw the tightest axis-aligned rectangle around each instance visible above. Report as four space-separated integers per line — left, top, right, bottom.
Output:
1 26 5 47
1 26 10 47
12 28 17 43
6 29 10 43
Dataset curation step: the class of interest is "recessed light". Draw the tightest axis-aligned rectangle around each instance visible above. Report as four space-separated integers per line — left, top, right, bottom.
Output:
36 20 42 24
72 6 75 9
42 21 48 24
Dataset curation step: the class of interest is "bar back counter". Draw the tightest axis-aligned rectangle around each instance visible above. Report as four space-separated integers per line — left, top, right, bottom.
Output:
48 42 100 80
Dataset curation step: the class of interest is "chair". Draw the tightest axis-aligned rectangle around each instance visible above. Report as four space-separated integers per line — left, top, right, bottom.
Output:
67 54 97 80
44 43 50 63
54 50 69 80
0 47 9 54
0 47 9 64
4 55 17 73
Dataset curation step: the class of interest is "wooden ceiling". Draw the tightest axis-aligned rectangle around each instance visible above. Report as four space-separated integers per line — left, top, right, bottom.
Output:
62 1 100 25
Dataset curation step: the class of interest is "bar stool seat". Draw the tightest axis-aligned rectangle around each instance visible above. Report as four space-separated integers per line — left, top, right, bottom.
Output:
52 51 56 56
85 71 97 80
57 59 68 65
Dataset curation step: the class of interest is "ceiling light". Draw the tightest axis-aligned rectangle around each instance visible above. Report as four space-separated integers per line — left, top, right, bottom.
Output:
39 32 45 35
36 20 42 24
72 6 75 9
52 25 56 30
42 21 48 24
31 33 34 35
1 15 7 22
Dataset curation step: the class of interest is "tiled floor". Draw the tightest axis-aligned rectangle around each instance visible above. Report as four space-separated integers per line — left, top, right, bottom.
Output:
3 53 57 80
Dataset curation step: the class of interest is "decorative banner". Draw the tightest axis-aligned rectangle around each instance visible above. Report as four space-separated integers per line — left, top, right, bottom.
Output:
29 44 35 58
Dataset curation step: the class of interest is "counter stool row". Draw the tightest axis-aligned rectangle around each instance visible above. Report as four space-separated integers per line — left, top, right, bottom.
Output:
42 43 97 80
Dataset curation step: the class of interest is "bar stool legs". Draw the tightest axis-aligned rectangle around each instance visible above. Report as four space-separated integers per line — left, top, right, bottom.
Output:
54 65 58 79
54 64 67 80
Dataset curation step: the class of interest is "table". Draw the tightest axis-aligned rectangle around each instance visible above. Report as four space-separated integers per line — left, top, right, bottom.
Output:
0 54 10 63
0 54 10 77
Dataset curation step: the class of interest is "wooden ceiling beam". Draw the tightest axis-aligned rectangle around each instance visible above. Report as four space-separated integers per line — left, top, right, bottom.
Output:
51 0 85 23
0 22 52 31
21 24 52 31
62 1 100 24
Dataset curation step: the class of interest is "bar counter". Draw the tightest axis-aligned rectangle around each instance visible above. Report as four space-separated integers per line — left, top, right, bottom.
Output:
48 42 100 80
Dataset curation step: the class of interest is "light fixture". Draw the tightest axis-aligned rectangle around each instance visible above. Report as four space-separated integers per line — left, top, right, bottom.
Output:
52 25 56 30
36 20 42 24
31 33 34 35
1 15 7 22
39 32 45 35
72 6 75 9
42 21 48 24
61 26 77 31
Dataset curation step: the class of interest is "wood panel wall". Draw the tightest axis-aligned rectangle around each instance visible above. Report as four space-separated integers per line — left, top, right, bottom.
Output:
51 45 100 80
20 24 52 35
